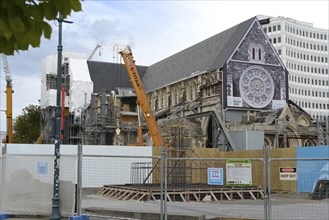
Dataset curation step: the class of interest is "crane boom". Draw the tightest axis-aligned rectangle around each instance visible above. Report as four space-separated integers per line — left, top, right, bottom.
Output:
1 54 12 84
1 54 13 143
88 44 102 61
118 46 164 147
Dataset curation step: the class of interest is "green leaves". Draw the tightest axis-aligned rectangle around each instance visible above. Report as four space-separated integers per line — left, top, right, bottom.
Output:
42 21 52 39
12 105 44 144
42 1 57 20
69 0 82 12
0 0 82 55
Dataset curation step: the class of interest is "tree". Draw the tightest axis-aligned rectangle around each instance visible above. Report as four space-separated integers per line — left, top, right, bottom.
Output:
0 0 82 55
12 104 44 143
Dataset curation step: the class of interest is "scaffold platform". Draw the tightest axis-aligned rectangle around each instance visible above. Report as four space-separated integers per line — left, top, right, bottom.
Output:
96 184 264 202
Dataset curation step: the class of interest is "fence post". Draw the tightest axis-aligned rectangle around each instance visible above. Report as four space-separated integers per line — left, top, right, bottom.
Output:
76 144 82 215
263 145 271 220
160 146 168 220
160 147 164 220
164 147 167 220
0 144 5 212
267 147 272 219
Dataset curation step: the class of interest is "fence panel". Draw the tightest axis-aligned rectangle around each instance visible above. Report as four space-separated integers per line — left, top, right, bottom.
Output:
163 157 265 220
0 153 76 216
1 154 54 215
0 155 3 213
80 153 163 219
269 158 329 220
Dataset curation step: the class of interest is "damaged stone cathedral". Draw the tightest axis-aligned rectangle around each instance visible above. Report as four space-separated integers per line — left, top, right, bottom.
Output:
41 17 327 149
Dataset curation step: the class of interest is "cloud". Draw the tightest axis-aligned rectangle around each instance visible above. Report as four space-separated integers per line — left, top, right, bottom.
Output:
0 0 328 132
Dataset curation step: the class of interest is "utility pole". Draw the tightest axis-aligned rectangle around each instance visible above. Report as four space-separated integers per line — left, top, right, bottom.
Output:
51 14 72 220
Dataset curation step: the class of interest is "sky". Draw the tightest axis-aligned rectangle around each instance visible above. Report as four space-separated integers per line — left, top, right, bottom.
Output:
0 0 328 132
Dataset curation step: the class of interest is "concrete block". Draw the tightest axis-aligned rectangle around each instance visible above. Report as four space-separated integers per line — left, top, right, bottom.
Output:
68 215 89 220
0 214 13 219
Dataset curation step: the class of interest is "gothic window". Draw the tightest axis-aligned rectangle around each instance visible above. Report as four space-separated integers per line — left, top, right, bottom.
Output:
154 98 158 111
168 94 172 107
248 43 265 63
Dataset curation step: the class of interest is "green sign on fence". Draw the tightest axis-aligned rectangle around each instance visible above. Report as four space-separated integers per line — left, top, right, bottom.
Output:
226 159 252 186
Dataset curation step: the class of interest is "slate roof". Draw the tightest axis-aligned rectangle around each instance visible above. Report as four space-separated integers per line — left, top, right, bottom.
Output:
87 61 148 94
142 17 256 92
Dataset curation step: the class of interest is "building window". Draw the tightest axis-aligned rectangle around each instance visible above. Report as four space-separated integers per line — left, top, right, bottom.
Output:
273 38 277 44
278 49 281 55
248 43 264 63
264 27 267 33
268 27 272 32
273 26 276 32
278 25 281 31
278 37 281 43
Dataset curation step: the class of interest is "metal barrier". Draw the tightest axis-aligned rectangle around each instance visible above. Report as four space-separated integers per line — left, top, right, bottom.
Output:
267 157 329 220
0 155 3 213
1 144 329 220
163 156 265 219
79 147 163 219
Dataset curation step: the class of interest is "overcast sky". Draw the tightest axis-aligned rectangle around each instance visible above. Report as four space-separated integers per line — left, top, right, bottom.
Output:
0 0 328 132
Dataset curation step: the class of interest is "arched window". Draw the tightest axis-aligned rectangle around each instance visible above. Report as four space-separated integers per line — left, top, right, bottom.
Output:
248 43 265 63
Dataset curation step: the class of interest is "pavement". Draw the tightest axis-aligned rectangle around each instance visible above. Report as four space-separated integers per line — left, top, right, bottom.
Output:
81 193 329 220
3 193 329 220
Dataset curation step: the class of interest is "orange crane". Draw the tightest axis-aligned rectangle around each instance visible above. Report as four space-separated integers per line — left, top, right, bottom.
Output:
1 54 13 143
117 46 165 147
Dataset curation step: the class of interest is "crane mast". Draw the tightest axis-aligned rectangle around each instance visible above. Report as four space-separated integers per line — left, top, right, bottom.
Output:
118 46 164 147
1 54 13 143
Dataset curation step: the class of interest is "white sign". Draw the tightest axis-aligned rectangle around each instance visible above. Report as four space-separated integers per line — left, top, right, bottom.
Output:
280 167 297 181
36 162 48 175
272 100 286 109
227 97 243 107
207 168 224 185
226 160 252 186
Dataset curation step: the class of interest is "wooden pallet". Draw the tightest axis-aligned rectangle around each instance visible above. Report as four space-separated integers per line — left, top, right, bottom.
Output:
96 185 264 202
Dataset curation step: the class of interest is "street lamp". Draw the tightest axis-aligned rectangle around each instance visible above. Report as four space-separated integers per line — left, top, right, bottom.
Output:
51 14 73 220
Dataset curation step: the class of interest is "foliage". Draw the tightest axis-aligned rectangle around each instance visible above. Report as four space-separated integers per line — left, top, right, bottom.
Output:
12 104 44 143
0 0 82 55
